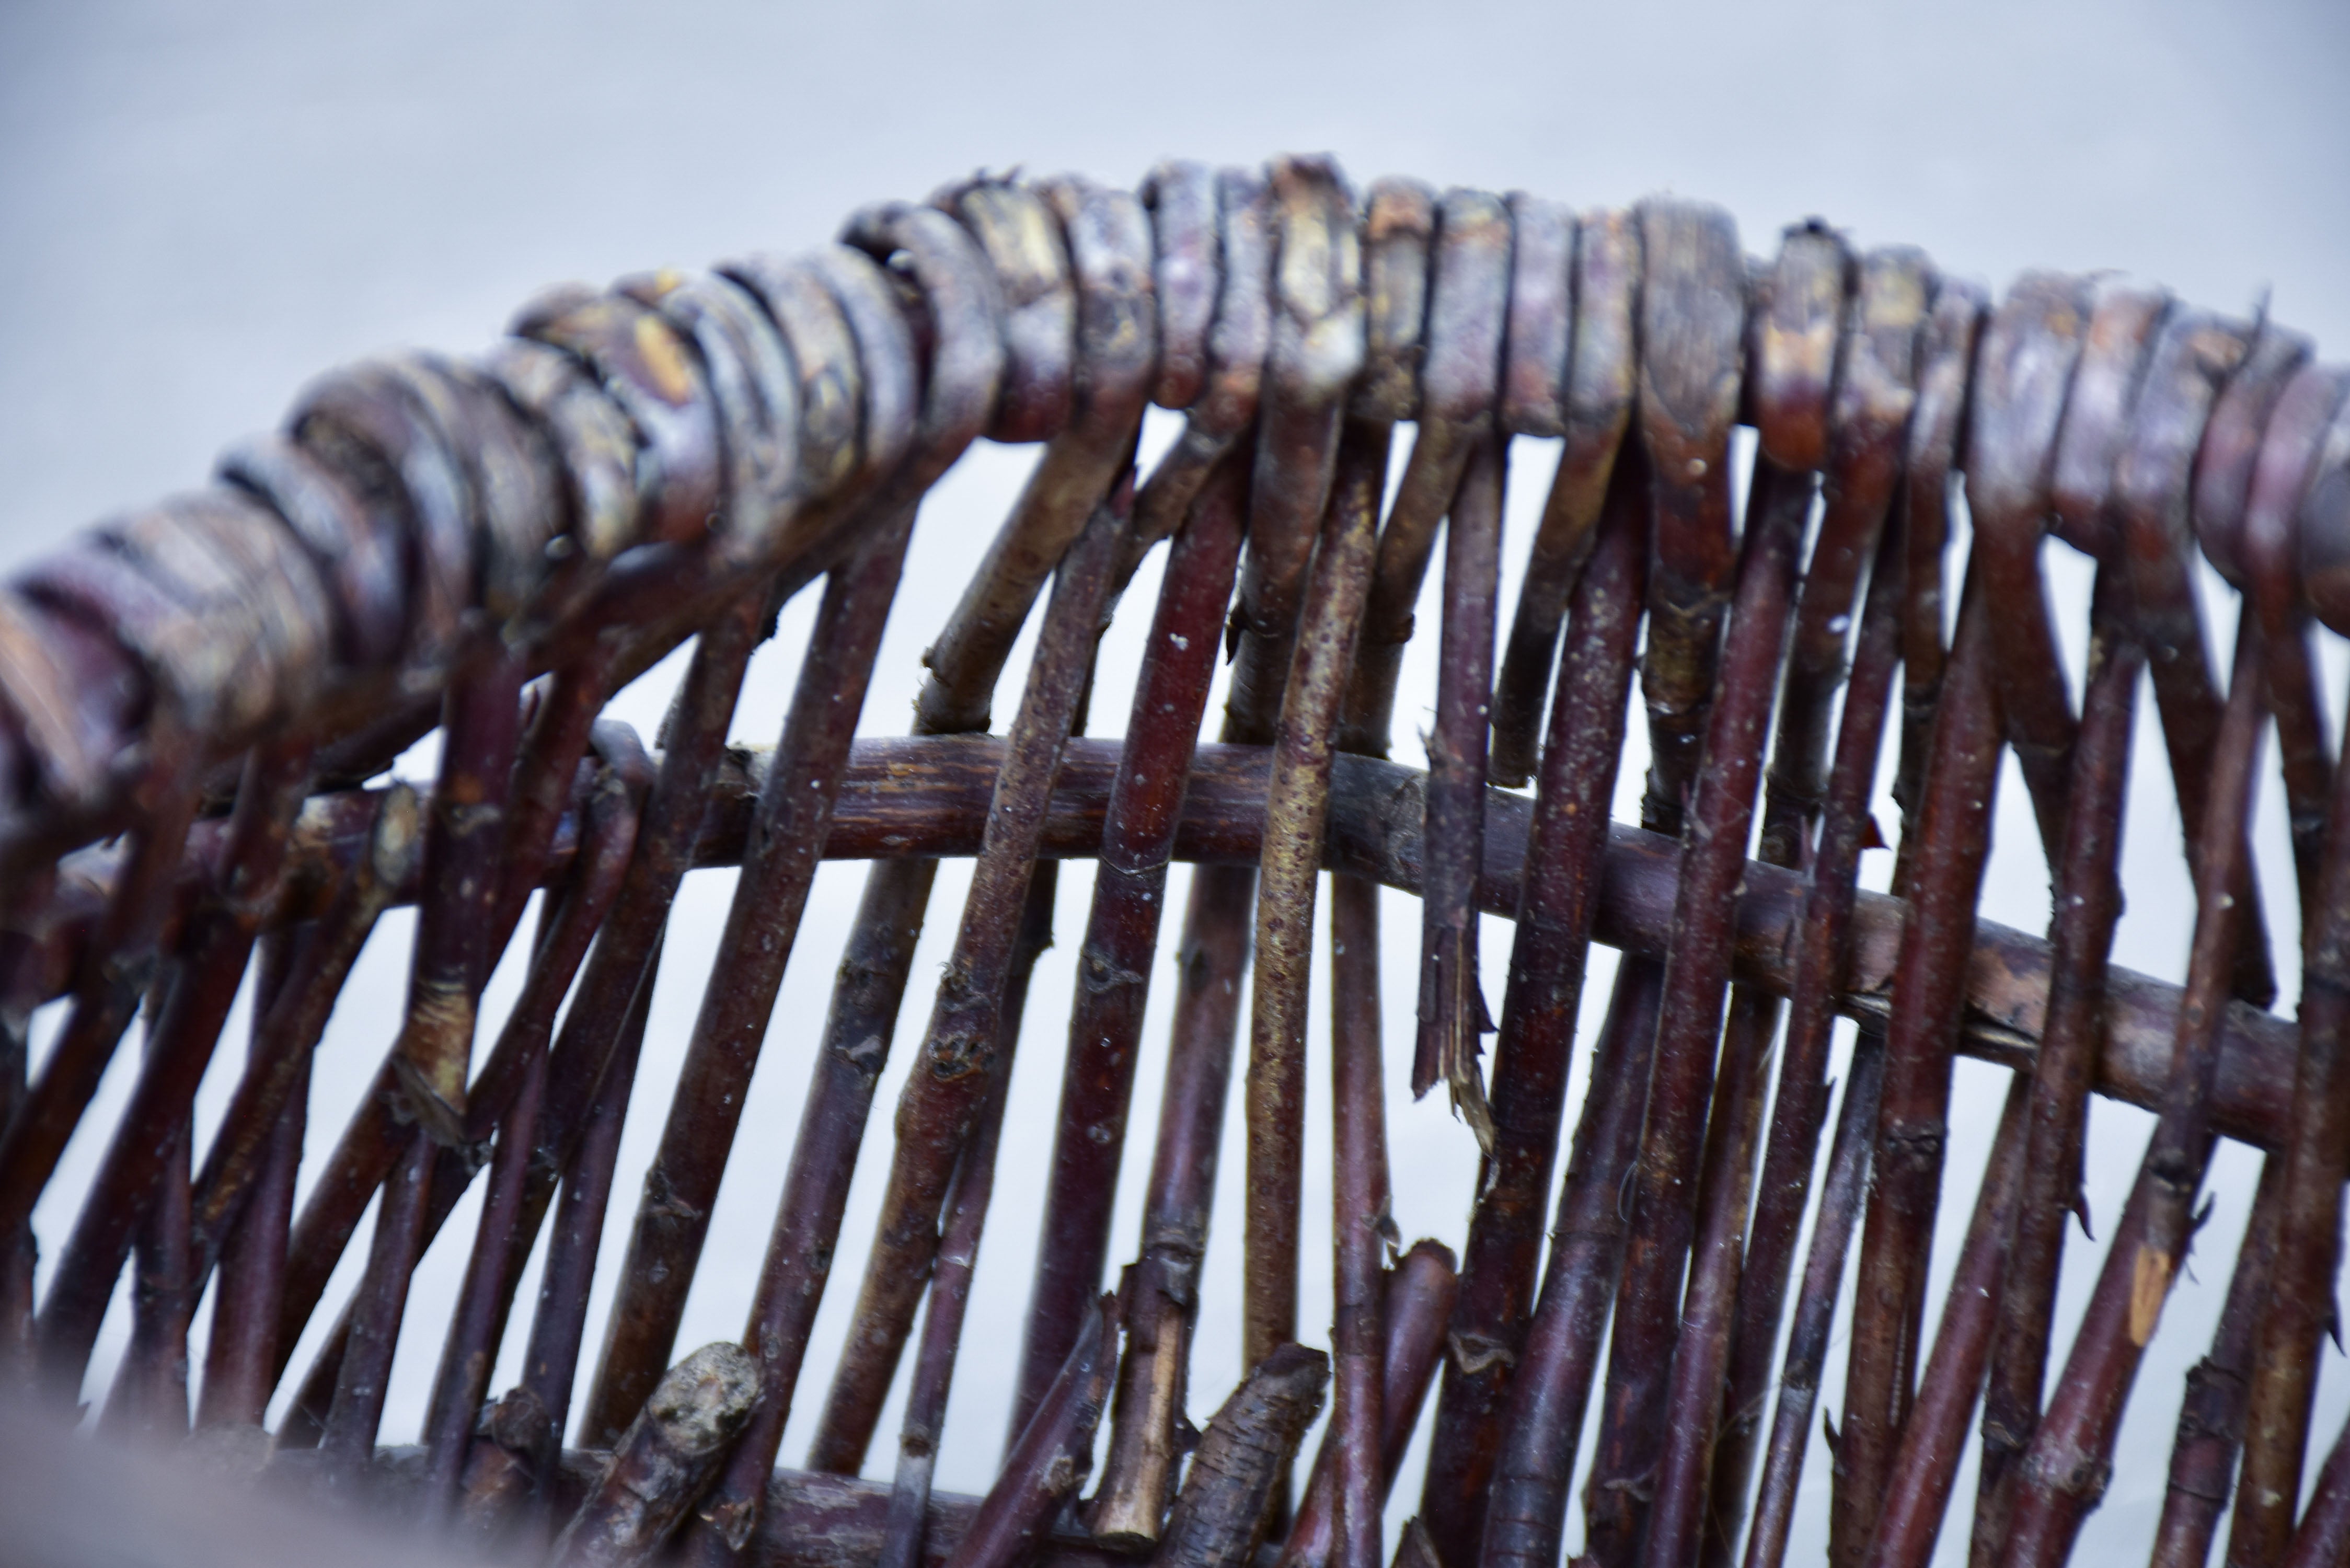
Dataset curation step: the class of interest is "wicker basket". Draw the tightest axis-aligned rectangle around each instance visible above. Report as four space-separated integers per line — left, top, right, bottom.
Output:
0 155 2344 1568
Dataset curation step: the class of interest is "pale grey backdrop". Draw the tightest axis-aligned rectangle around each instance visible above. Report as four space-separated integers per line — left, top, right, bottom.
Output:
4 3 2348 1564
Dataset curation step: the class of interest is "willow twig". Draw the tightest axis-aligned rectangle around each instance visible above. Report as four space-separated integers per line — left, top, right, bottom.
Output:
421 1031 549 1516
522 931 661 1469
1604 447 1805 1568
37 729 2312 1158
1156 1343 1331 1568
36 737 313 1390
583 510 914 1443
1704 512 1908 1567
1477 971 1663 1568
2147 1158 2284 1568
2280 1412 2350 1568
1328 866 1392 1568
678 854 935 1548
1418 432 1507 1140
909 175 1148 736
1011 448 1250 1436
1402 189 1513 1133
1438 450 1648 1568
1282 1240 1461 1568
1228 157 1372 1409
1350 181 1517 1568
2116 310 2288 1012
396 650 527 1146
1740 1039 1885 1568
1089 864 1257 1545
1962 274 2089 868
1243 418 1390 1390
1299 213 1429 1442
1967 573 2142 1564
1997 617 2265 1568
454 1385 552 1548
209 664 596 1351
417 724 642 1503
1649 233 1908 1568
550 1344 762 1568
940 1297 1118 1568
808 497 1123 1473
1488 207 1637 788
1220 156 1362 755
1607 356 1813 1568
187 785 420 1301
2231 371 2350 1568
664 184 1015 1553
1834 583 2003 1568
1087 165 1303 1551
0 752 202 1285
2226 333 2330 910
877 869 1055 1568
0 866 51 1382
427 755 644 1439
1860 1077 2031 1568
280 587 759 1429
1118 163 1269 579
1578 197 1745 1568
315 1132 434 1484
1889 284 1987 897
194 935 304 1432
107 1022 194 1442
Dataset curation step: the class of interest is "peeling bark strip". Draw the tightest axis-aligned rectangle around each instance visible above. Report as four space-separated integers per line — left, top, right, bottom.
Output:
551 1343 762 1568
1402 187 1513 1134
1157 1343 1332 1568
1416 433 1506 1142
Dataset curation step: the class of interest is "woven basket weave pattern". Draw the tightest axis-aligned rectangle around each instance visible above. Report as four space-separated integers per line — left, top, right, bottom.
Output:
0 155 2345 1568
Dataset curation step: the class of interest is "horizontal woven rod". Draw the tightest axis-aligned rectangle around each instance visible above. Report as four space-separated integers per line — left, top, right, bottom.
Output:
28 737 2299 1151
